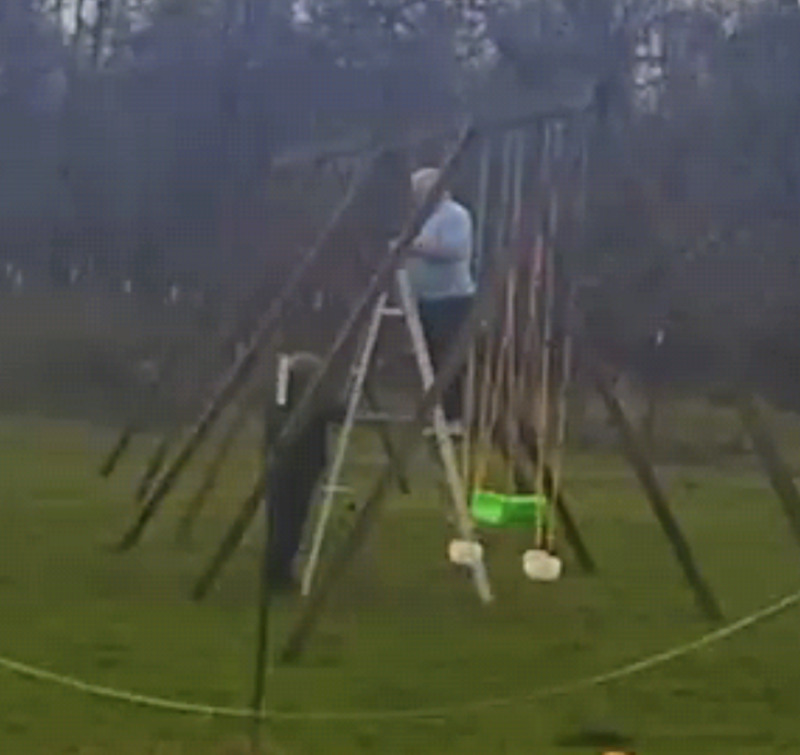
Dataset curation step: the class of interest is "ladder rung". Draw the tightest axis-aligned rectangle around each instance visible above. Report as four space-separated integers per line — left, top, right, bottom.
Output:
350 455 389 464
320 485 355 495
353 412 416 424
379 307 405 318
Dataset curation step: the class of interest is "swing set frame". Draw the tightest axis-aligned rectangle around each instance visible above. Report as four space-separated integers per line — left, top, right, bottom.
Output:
95 95 800 732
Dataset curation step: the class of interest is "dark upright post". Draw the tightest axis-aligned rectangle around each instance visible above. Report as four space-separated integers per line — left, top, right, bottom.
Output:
595 370 723 621
736 391 800 547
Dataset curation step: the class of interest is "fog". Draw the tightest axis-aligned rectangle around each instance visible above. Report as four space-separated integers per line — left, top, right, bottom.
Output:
3 0 800 423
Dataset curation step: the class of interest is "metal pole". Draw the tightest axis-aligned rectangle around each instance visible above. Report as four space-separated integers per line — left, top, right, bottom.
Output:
250 482 275 747
301 293 388 596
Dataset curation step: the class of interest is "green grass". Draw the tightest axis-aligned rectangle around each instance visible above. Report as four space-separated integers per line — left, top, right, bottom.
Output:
2 418 800 753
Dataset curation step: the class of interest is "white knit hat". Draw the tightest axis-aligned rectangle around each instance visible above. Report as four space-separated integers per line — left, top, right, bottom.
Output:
411 167 444 203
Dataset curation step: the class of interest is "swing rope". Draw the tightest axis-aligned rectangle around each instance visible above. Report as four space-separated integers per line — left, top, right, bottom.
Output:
471 131 518 497
465 123 572 578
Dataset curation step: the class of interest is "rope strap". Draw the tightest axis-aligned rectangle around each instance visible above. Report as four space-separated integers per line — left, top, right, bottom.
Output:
1 588 798 723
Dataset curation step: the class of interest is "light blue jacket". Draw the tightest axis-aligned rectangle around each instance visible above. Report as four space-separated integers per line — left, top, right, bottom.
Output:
406 198 476 302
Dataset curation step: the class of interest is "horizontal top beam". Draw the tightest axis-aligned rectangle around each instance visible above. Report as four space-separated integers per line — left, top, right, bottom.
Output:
272 95 595 171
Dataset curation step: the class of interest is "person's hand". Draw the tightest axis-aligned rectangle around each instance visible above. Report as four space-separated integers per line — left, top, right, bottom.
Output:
390 237 412 254
394 237 423 257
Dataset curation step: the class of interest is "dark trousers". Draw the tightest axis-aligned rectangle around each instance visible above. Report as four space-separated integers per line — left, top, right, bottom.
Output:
264 420 327 584
266 474 318 583
418 295 473 422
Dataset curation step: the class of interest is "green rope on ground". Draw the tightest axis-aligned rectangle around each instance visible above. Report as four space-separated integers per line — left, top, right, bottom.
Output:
1 588 799 723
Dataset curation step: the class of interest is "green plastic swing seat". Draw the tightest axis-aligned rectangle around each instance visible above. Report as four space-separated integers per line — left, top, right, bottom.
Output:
470 489 549 528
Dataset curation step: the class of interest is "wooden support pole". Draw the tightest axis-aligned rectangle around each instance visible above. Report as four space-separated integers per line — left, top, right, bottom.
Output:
363 377 411 495
114 158 379 550
135 432 172 502
280 452 398 663
192 481 263 600
190 126 476 597
100 272 268 480
736 391 800 547
594 370 723 622
99 341 182 478
99 423 135 478
176 400 250 543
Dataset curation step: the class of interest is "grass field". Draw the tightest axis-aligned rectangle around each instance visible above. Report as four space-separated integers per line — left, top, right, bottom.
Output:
2 417 800 753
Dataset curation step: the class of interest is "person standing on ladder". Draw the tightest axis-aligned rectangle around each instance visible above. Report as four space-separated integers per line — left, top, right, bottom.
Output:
406 167 476 435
